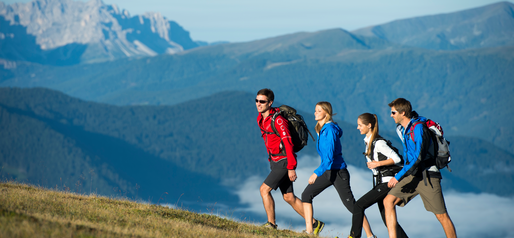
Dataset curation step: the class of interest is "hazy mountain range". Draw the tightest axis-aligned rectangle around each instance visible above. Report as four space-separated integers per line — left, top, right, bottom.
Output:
1 87 513 200
1 22 513 154
352 1 514 50
0 0 513 206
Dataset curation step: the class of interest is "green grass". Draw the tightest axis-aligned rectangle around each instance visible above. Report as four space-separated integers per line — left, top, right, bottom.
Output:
0 182 316 238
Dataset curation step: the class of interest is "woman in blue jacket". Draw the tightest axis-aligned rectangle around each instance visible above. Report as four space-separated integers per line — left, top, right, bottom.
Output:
301 101 374 237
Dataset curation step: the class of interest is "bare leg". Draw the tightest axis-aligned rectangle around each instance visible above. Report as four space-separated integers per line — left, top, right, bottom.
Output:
303 202 313 233
283 192 318 225
384 194 402 238
282 192 308 218
260 183 275 224
435 213 457 238
362 214 374 238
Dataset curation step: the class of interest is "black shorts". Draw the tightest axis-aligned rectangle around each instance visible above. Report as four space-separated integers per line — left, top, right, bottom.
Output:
263 160 294 194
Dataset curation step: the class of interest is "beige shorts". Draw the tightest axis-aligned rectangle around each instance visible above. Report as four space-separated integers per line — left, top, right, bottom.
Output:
389 174 447 214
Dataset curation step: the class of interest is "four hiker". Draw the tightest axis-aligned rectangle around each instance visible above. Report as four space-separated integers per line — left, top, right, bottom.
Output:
255 89 456 238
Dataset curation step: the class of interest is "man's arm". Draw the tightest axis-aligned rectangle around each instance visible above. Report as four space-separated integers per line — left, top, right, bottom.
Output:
274 116 297 170
393 123 427 181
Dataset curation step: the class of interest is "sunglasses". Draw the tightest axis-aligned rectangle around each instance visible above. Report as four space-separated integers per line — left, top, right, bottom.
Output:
255 99 269 104
391 110 398 115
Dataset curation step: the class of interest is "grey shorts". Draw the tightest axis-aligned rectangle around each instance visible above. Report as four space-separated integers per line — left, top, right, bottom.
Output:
389 174 447 214
263 160 294 194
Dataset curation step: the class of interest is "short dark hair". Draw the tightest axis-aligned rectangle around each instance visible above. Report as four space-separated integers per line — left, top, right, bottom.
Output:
256 88 274 102
388 98 413 118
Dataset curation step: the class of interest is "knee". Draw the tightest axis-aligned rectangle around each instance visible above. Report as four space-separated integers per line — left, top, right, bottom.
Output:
353 201 365 214
283 193 296 204
301 192 312 204
383 195 397 209
260 184 271 196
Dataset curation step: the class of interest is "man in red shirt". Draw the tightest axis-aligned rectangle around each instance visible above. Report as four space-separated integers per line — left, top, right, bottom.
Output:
256 88 322 233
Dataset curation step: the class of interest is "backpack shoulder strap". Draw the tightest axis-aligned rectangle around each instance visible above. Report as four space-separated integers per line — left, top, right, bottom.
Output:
369 136 385 161
408 121 425 141
260 111 281 135
269 112 281 137
269 112 287 157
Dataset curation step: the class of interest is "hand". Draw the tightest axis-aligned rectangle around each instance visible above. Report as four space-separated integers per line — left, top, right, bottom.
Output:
308 173 317 184
367 161 380 169
288 170 297 182
388 177 398 188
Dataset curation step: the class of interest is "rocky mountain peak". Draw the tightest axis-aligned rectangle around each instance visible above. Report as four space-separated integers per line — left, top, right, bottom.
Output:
0 0 198 64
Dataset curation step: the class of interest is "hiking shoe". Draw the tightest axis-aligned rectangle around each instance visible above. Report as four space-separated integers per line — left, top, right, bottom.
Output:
313 219 325 236
262 221 277 229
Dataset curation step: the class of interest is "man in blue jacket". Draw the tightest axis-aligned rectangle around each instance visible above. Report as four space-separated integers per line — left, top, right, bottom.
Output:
383 98 457 238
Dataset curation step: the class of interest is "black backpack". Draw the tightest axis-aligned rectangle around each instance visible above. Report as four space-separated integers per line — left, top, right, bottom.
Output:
265 105 315 156
368 136 403 187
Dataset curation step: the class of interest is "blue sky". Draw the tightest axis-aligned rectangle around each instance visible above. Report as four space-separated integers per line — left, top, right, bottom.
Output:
2 0 513 42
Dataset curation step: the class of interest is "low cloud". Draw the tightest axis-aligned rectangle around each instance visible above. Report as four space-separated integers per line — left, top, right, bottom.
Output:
232 155 514 238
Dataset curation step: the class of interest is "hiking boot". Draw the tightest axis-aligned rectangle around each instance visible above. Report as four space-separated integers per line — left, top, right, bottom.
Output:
313 219 325 236
262 221 277 229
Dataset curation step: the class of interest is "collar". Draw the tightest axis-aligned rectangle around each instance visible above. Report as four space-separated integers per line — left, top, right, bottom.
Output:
258 107 278 121
364 134 371 144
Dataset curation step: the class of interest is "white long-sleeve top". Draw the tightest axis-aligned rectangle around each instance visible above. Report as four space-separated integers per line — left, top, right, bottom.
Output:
364 135 403 184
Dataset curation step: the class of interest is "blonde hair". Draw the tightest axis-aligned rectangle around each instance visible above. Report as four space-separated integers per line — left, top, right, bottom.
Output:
358 113 379 156
315 101 335 134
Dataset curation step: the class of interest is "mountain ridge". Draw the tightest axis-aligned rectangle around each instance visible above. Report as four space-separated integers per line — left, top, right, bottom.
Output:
0 0 199 65
1 87 513 197
352 1 514 50
2 43 512 154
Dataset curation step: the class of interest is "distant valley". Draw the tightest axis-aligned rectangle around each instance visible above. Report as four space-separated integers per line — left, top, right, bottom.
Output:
1 0 513 205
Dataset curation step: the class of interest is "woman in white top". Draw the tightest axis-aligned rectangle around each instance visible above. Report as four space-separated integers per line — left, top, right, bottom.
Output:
348 113 409 238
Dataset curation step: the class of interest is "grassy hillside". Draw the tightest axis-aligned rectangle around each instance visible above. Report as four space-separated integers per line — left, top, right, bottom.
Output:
0 182 308 238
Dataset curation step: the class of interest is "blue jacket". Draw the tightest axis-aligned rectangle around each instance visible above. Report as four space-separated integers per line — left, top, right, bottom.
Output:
394 113 434 181
314 122 347 176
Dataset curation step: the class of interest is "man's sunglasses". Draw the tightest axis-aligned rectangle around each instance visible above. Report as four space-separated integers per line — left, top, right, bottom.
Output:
255 99 269 104
391 110 398 115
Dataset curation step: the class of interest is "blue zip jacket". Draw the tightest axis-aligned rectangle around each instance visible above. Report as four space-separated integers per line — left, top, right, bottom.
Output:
394 113 433 181
314 122 347 176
